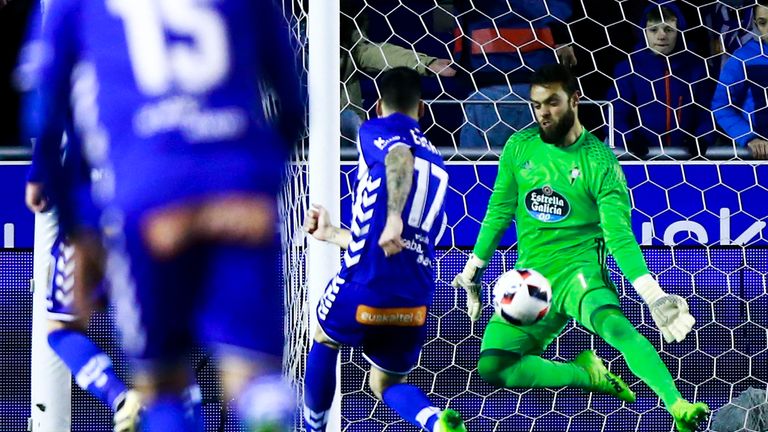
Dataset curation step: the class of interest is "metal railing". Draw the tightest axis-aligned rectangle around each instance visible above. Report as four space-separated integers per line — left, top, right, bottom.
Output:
0 147 31 161
340 98 754 162
340 144 751 162
4 95 756 164
4 143 749 164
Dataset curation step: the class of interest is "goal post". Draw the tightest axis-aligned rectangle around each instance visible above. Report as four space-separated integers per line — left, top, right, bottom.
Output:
28 0 73 426
29 211 71 432
303 0 344 430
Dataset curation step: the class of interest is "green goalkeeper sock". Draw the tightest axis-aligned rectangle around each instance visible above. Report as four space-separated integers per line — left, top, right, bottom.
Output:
478 350 591 389
592 308 682 407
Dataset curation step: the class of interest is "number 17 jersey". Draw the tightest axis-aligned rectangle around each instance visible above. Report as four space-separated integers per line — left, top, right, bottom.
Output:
340 113 448 303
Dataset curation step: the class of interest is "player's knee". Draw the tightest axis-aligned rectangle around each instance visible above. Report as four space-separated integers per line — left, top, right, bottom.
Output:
134 368 191 403
477 352 519 387
219 352 283 402
593 310 636 346
368 368 406 400
313 326 340 349
47 319 84 334
603 322 630 343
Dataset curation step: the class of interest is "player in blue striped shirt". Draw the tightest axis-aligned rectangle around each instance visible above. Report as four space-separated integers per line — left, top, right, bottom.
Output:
23 0 304 430
303 67 465 432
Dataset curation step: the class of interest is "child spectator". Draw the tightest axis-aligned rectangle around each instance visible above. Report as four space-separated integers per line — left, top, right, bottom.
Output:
608 2 716 158
712 0 768 159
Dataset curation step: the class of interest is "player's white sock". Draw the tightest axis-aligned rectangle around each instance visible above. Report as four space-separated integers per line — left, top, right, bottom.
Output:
303 342 339 431
304 405 331 432
182 383 202 423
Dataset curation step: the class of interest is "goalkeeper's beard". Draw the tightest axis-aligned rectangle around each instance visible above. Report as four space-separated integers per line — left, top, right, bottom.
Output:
538 107 576 146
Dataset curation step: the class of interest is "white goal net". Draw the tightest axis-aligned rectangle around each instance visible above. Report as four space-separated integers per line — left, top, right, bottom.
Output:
282 1 768 432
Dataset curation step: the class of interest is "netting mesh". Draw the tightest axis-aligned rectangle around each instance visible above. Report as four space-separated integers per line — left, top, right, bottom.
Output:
331 164 768 432
280 159 310 398
283 1 768 431
279 0 311 413
0 251 33 432
332 0 768 160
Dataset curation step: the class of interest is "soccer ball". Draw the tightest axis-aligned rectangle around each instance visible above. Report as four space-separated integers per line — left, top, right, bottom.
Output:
493 269 552 325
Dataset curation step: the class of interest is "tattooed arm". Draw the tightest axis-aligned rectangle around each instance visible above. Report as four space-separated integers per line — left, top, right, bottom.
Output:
303 203 352 250
379 145 414 256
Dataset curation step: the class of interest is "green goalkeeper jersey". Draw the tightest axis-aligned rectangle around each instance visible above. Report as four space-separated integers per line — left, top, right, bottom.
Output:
473 127 649 283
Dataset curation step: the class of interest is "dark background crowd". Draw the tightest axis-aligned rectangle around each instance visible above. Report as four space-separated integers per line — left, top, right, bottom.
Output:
2 0 767 159
0 0 34 149
333 0 768 159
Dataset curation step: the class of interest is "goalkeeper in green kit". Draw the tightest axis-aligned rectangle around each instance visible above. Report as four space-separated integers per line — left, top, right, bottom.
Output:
452 64 709 432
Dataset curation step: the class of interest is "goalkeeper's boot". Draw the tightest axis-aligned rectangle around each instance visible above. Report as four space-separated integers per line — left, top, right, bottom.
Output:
434 409 467 432
113 389 143 432
669 399 710 432
573 350 636 403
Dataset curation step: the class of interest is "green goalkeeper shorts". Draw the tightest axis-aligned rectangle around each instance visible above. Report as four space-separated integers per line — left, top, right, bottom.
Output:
480 260 622 357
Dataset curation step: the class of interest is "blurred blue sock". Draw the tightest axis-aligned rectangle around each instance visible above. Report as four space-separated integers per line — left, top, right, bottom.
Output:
382 383 439 431
142 395 197 432
182 383 203 432
48 328 127 409
303 343 339 431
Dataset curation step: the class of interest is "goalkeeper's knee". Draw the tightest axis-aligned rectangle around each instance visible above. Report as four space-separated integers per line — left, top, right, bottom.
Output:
592 308 641 349
477 351 521 387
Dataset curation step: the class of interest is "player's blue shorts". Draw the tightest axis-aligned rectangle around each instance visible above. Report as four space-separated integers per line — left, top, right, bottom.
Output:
317 276 430 375
105 208 283 367
46 236 107 321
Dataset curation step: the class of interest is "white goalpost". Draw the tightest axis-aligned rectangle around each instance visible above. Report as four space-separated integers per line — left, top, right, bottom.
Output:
29 211 71 432
28 0 73 427
306 0 342 430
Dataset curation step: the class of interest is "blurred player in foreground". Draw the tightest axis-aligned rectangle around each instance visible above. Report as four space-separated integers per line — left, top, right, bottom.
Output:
20 6 140 430
452 64 709 432
23 0 304 430
303 67 465 432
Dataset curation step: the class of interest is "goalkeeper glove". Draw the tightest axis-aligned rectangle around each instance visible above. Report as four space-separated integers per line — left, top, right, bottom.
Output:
633 274 695 343
451 254 487 322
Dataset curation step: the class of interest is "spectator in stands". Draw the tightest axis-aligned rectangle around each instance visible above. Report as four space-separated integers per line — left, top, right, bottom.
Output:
454 0 576 148
608 2 715 159
340 0 456 146
712 0 768 159
704 0 758 71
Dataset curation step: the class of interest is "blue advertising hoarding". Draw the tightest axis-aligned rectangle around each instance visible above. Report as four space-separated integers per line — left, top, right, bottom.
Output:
341 162 768 247
0 163 33 249
0 161 765 430
1 162 765 249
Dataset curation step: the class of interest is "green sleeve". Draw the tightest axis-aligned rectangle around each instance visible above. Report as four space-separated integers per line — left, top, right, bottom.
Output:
472 139 518 262
595 156 649 282
351 31 436 75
